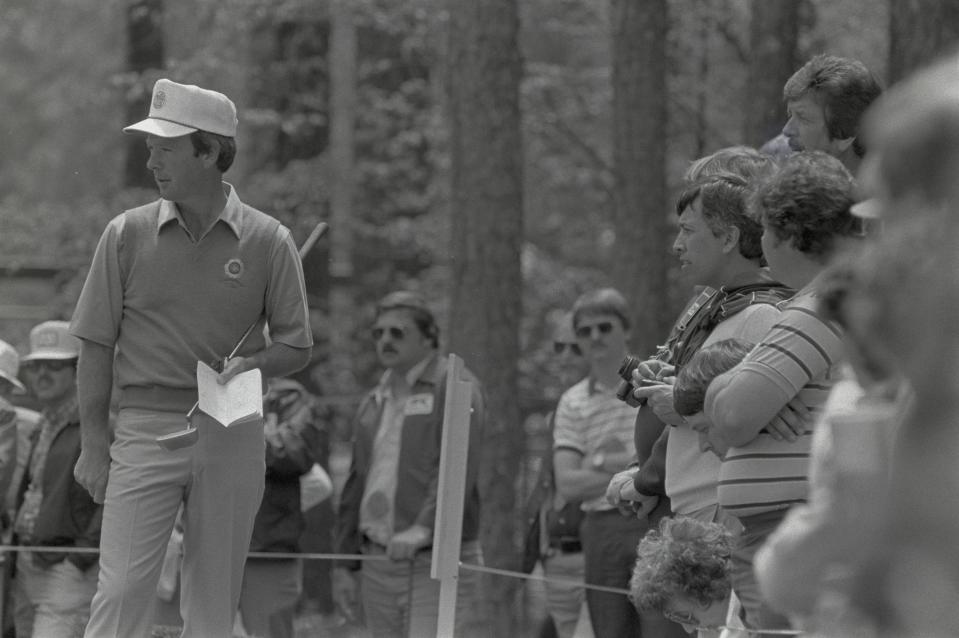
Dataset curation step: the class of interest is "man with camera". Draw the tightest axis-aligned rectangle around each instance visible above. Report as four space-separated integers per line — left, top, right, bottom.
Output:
553 288 685 638
605 160 797 635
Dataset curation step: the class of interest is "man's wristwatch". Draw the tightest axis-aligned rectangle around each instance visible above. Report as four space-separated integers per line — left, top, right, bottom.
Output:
590 452 606 471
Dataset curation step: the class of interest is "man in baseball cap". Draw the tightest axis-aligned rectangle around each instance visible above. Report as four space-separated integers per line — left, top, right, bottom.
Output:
72 76 312 637
123 78 237 138
0 339 26 395
13 320 100 637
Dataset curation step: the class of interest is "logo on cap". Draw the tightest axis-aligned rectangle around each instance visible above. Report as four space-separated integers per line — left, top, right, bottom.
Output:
153 89 166 110
224 258 244 279
35 330 60 348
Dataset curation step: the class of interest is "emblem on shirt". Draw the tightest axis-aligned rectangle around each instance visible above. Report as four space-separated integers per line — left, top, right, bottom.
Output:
153 90 166 109
404 393 434 416
224 258 244 280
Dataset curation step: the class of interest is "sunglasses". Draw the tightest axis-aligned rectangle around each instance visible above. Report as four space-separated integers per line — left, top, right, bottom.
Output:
552 341 582 356
574 321 614 339
371 325 407 341
22 359 75 373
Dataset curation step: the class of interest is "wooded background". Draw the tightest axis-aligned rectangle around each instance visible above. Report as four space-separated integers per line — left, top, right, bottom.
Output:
0 0 955 633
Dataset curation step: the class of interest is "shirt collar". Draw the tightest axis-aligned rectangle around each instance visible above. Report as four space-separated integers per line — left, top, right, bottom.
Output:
41 395 78 429
373 353 436 403
156 182 244 238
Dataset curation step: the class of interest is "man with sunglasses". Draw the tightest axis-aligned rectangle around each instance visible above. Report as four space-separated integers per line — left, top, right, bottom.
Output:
522 312 592 638
11 321 101 637
553 289 685 638
333 291 486 638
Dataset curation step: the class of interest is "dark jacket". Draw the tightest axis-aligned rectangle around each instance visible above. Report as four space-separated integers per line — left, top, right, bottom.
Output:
16 417 101 571
249 378 329 554
334 353 485 570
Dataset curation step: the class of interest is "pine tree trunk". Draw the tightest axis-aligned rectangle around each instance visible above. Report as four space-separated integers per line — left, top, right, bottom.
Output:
745 0 799 147
610 0 671 357
447 0 525 634
124 0 164 189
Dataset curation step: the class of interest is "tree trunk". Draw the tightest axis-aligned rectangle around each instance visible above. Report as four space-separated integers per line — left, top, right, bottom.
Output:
888 0 959 84
124 0 164 189
327 0 358 396
745 0 799 147
610 0 670 357
447 0 524 634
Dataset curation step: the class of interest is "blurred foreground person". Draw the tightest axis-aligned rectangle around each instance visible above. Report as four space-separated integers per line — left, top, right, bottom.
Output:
70 78 312 638
824 51 959 637
12 322 101 638
333 292 486 638
753 256 912 635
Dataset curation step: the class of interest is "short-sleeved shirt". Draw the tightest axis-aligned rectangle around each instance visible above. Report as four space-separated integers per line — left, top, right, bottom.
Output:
665 302 782 515
70 184 312 404
718 284 844 517
359 355 432 545
553 377 638 512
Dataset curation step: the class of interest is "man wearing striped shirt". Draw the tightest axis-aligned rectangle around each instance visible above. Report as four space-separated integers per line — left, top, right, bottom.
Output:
700 152 860 636
553 288 684 638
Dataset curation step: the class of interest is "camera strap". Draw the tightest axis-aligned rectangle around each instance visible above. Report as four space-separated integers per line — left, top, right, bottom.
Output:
663 281 794 369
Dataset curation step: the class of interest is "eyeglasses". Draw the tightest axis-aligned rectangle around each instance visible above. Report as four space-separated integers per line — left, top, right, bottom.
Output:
574 321 614 339
662 608 698 627
372 325 406 341
662 608 721 631
552 341 582 356
22 359 75 373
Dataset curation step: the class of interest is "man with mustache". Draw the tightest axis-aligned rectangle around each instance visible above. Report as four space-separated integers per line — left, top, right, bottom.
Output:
70 79 312 637
781 55 882 172
12 321 101 637
332 291 486 638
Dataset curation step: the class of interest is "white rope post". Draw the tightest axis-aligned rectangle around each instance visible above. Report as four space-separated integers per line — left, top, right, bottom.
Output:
431 354 473 638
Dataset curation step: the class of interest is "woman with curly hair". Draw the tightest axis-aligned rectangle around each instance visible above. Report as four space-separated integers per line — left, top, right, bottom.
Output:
629 517 741 636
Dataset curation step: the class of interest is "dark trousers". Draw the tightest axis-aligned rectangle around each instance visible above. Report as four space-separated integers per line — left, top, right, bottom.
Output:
730 509 793 637
581 509 687 638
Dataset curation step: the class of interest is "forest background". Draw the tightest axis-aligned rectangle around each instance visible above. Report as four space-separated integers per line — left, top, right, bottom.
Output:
0 0 956 633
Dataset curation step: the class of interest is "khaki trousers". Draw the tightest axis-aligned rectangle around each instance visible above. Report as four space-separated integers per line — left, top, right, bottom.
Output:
83 408 265 638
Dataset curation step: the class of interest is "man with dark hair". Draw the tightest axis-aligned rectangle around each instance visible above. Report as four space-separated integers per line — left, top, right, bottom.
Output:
332 291 486 638
700 151 859 636
71 78 313 637
12 321 101 638
782 54 883 171
554 288 685 638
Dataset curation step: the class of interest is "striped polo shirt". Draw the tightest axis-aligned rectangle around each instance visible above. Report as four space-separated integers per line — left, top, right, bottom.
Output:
553 377 638 511
717 285 844 517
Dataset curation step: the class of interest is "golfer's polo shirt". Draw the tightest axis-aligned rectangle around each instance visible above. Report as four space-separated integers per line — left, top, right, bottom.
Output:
71 184 311 411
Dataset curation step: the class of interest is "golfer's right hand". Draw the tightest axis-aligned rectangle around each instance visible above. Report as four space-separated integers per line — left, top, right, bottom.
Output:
332 567 359 622
74 444 110 504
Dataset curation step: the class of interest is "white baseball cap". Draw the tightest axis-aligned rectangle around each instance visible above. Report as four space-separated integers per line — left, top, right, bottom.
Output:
21 321 80 362
0 340 25 393
123 78 237 138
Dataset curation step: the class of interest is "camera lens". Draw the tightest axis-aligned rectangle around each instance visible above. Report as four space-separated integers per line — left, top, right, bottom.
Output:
618 355 640 381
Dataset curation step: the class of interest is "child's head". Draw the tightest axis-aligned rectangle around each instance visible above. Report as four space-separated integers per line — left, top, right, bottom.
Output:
673 339 755 416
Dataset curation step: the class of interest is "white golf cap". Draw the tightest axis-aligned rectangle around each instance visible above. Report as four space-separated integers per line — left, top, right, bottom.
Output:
123 78 237 138
21 321 80 362
0 340 25 393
